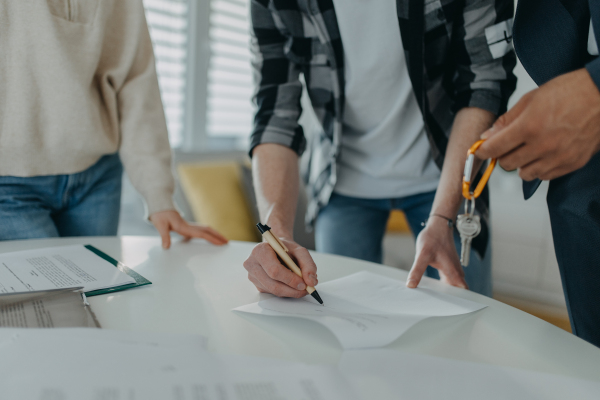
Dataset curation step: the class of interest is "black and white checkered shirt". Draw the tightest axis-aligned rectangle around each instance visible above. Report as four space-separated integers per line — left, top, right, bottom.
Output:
249 0 517 257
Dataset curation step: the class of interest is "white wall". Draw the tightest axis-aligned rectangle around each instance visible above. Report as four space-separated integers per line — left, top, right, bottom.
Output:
509 56 538 108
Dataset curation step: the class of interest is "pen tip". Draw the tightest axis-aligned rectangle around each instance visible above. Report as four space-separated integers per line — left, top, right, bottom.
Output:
310 290 323 305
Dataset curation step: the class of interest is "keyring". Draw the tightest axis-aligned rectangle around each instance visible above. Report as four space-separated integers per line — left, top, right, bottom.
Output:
462 140 497 200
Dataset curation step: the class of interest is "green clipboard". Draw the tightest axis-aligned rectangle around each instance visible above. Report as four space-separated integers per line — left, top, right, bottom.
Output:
83 244 152 297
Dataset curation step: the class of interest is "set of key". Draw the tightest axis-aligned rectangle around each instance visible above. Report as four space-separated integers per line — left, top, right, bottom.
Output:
456 197 481 267
456 139 493 268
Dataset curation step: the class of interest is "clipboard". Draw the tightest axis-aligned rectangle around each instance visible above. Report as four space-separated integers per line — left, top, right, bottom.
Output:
83 245 151 297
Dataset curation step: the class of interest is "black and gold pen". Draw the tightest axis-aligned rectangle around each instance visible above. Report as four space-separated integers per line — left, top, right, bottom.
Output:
256 223 324 305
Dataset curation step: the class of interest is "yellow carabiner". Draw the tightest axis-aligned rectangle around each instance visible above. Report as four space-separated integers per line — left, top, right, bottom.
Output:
462 140 497 200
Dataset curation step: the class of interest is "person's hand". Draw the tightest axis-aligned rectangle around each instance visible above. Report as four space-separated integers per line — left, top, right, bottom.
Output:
243 238 318 298
406 217 468 290
149 210 228 249
476 68 600 181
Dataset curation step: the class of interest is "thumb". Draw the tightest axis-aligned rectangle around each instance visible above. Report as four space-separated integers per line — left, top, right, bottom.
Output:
437 255 468 290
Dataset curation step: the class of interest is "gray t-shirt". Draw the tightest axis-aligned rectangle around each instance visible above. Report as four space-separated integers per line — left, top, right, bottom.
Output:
332 0 440 199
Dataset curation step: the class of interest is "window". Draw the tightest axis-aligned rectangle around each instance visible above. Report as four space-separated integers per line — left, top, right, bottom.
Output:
143 0 255 150
205 0 254 141
143 0 190 148
204 0 319 147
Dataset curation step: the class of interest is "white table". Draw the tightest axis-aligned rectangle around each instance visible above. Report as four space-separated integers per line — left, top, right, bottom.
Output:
2 236 599 385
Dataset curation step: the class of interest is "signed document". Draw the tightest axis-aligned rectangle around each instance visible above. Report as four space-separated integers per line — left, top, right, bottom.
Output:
233 271 486 349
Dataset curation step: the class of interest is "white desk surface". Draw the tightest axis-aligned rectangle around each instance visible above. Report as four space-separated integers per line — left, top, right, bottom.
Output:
2 236 599 384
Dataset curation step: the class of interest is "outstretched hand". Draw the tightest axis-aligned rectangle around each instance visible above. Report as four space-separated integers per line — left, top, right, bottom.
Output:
476 68 600 181
149 210 228 249
406 218 467 290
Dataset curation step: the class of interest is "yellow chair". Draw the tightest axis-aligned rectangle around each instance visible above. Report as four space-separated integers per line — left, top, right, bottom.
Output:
177 161 261 242
178 158 411 242
386 210 411 234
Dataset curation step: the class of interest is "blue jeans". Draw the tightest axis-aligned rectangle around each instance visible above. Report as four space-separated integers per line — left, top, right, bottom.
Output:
315 191 493 297
0 154 123 240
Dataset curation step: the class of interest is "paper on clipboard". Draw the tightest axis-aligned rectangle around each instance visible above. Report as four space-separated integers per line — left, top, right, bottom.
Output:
0 244 149 295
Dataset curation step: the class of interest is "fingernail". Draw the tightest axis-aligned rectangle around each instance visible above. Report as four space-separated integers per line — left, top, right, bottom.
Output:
406 279 416 288
481 131 491 140
297 282 306 290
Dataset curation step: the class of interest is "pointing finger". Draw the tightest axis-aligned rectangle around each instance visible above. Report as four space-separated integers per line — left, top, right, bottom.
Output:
154 220 171 249
406 252 430 289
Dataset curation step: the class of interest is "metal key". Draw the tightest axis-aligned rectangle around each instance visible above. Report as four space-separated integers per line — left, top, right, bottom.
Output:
456 198 481 267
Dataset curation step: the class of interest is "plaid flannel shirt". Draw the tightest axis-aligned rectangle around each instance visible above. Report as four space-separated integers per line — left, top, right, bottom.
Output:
249 0 517 258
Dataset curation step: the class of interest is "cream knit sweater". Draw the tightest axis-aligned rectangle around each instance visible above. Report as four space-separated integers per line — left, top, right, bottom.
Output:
0 0 175 215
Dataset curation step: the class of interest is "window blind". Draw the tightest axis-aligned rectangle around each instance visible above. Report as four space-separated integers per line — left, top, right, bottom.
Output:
143 0 190 148
206 0 254 138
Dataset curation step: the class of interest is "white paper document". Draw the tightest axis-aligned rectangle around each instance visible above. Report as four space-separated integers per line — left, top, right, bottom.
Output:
233 271 486 349
0 287 99 328
0 245 135 293
0 329 356 400
0 328 209 376
6 365 355 400
339 350 600 400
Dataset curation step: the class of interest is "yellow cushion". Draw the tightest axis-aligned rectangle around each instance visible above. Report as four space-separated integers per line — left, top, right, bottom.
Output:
386 210 411 234
177 162 260 242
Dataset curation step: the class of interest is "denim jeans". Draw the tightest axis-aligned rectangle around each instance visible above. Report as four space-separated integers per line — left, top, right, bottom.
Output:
0 154 123 240
315 191 493 297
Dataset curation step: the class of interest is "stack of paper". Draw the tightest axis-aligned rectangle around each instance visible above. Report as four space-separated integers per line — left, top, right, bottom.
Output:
0 287 99 328
0 244 150 296
234 271 487 348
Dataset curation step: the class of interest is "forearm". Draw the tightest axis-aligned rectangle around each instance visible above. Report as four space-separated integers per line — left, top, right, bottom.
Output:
252 144 300 239
431 107 496 219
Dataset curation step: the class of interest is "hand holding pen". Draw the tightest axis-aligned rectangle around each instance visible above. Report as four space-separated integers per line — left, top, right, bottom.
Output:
243 224 322 304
